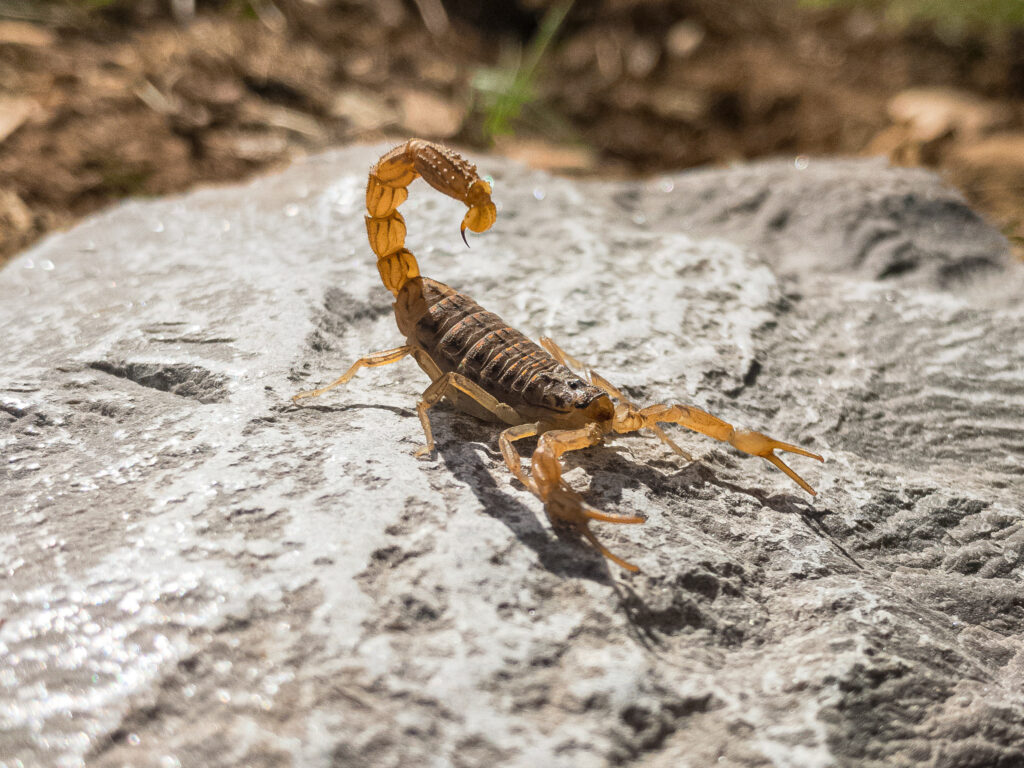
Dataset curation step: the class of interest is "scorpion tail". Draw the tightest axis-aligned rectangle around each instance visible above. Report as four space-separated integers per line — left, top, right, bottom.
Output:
365 139 497 295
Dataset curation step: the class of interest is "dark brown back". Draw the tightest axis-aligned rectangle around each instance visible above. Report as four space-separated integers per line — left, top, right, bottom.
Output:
395 278 604 412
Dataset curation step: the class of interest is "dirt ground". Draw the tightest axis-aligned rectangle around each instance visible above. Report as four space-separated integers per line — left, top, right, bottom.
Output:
1 0 1022 264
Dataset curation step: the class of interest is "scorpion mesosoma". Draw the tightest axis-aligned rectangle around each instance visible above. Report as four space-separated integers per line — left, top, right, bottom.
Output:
294 138 824 572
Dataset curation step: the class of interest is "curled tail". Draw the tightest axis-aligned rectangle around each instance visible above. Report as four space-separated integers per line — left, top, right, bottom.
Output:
365 138 497 295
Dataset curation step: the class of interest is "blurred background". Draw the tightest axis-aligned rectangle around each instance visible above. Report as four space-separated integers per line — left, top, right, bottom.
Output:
1 0 1022 263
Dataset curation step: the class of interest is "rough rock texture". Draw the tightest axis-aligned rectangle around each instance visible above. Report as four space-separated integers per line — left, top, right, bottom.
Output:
2 146 1023 768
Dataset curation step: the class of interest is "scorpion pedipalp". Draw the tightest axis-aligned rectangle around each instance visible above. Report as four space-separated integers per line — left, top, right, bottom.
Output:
527 423 647 572
539 336 694 461
548 485 646 573
614 403 824 496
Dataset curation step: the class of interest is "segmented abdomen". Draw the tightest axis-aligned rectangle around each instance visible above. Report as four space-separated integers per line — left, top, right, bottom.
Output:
398 278 602 411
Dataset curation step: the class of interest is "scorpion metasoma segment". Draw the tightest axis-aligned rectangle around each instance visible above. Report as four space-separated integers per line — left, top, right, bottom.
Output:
293 138 824 572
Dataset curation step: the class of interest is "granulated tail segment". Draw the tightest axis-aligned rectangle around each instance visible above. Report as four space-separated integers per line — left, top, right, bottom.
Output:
364 138 497 295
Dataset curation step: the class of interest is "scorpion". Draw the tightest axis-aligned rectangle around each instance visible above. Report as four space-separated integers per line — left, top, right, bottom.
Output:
293 138 824 572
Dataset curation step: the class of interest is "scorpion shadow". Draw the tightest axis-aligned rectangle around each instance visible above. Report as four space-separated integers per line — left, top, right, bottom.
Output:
286 399 619 581
290 402 856 649
434 414 620 584
435 412 860 579
432 415 716 655
569 442 860 570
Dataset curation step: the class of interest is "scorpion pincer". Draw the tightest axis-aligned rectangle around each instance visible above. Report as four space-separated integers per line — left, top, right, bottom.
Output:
293 138 824 572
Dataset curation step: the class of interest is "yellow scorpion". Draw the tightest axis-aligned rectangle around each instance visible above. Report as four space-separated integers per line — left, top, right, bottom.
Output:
294 139 824 571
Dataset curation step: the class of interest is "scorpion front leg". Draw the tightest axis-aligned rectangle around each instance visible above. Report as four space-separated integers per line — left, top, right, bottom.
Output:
538 336 691 460
614 403 824 495
498 422 539 487
528 424 646 572
414 370 519 457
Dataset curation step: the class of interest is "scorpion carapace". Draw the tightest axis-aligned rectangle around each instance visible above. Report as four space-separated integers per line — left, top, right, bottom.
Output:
294 138 824 572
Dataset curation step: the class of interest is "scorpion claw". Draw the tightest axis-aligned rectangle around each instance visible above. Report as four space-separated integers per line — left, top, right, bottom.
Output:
764 453 816 496
544 485 645 572
729 429 824 496
578 526 640 573
583 507 646 525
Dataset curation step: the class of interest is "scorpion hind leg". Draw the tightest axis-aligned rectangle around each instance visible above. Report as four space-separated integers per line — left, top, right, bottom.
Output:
292 346 412 404
531 426 645 572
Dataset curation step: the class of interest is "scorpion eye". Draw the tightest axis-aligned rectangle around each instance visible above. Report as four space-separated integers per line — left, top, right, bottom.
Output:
567 380 583 390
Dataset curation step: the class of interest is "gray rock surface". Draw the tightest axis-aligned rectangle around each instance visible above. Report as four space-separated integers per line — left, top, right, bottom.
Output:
2 145 1023 768
609 158 1012 289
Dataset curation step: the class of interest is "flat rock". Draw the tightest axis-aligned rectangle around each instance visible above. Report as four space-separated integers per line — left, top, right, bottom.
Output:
2 145 1023 768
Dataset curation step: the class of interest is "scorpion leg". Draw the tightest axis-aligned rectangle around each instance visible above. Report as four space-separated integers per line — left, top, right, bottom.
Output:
538 336 691 460
414 371 519 458
530 425 646 572
292 346 412 403
498 422 540 488
614 403 824 496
